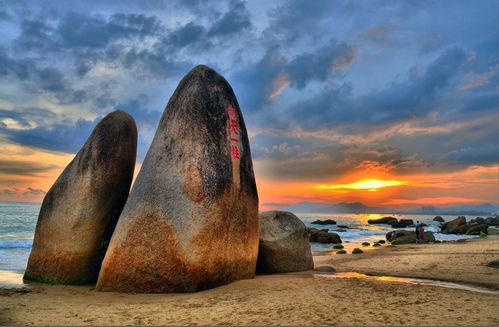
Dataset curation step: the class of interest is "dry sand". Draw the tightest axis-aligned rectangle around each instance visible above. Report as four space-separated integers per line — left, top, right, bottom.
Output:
1 237 498 326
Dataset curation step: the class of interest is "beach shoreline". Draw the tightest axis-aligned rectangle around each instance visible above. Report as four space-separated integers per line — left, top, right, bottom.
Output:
1 236 498 326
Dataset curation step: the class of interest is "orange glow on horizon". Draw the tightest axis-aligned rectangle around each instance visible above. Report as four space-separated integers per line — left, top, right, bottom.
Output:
314 179 408 192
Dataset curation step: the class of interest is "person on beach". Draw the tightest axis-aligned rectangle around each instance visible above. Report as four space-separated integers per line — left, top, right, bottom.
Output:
417 224 425 244
415 221 420 241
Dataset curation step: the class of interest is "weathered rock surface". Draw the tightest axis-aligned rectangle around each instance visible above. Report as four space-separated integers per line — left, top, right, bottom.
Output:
308 228 342 244
256 211 313 273
24 111 137 284
96 66 259 293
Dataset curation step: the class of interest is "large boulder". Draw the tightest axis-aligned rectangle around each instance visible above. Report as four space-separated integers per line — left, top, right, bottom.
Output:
368 216 398 225
308 228 342 244
441 216 466 234
390 232 436 244
24 111 137 284
96 66 259 293
256 211 314 273
386 230 415 242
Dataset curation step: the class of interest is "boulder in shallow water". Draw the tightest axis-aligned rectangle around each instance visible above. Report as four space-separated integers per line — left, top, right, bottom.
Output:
368 217 398 225
256 211 313 273
352 248 363 254
24 111 137 284
311 219 336 225
433 216 445 222
96 66 259 293
307 228 341 243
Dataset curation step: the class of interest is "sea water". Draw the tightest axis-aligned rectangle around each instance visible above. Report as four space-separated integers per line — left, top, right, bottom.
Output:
0 201 482 278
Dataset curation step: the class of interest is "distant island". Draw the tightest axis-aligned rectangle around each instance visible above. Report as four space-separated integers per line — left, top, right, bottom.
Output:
281 201 498 216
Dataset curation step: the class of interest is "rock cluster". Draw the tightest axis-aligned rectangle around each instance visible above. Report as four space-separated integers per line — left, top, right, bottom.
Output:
441 216 489 235
311 219 336 225
386 230 435 244
96 66 259 293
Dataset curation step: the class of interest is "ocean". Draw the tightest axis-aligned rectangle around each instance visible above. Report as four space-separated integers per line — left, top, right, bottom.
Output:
0 201 482 283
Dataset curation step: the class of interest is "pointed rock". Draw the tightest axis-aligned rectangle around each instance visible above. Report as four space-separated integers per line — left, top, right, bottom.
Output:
96 65 259 293
24 110 137 284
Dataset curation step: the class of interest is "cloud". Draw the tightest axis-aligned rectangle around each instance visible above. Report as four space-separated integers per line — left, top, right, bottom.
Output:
206 0 251 37
25 187 46 195
0 160 58 176
0 50 87 103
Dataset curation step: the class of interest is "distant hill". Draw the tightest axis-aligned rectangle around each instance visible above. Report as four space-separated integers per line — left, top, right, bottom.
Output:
280 201 498 215
281 202 387 214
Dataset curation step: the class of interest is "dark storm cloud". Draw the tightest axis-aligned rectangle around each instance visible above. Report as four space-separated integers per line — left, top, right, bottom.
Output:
280 46 471 129
206 0 251 37
0 160 58 176
0 50 87 103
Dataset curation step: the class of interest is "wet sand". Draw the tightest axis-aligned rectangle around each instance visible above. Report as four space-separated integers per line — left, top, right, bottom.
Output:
1 237 498 326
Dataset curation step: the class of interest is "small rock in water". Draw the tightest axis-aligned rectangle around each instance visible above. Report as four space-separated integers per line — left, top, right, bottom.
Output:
352 248 363 254
333 244 344 249
311 219 337 225
377 240 386 244
336 250 347 254
24 111 137 285
372 243 381 247
361 242 370 247
257 211 314 273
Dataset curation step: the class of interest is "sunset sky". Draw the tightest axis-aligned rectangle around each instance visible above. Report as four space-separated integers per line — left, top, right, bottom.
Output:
0 1 497 210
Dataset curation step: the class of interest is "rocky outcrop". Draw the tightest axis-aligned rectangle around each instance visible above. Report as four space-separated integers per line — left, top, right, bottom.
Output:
256 211 313 273
24 111 137 284
96 65 259 293
308 228 342 244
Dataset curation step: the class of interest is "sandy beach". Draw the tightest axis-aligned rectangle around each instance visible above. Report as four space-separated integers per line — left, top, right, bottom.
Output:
1 236 498 326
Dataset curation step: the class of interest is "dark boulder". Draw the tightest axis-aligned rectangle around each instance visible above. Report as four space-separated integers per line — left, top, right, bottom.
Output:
24 111 137 285
441 216 466 234
311 219 336 225
256 211 314 274
433 216 445 222
452 224 488 235
352 248 363 254
469 217 485 224
390 219 414 228
336 250 347 254
308 228 342 244
96 66 259 293
485 216 499 226
368 217 398 225
390 231 436 245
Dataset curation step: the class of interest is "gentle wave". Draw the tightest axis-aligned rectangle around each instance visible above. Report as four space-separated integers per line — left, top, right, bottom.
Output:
0 240 33 249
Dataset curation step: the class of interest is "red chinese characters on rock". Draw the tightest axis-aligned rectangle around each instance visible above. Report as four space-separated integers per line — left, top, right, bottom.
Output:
227 104 240 160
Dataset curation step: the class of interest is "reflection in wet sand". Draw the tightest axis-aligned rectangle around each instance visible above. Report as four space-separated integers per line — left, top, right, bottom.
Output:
315 271 499 295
